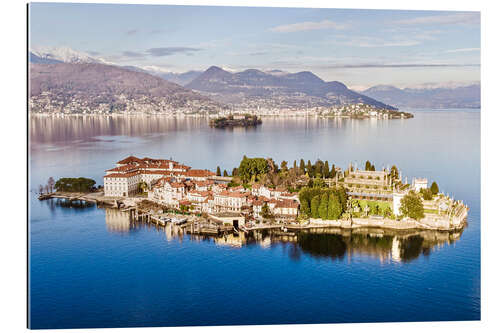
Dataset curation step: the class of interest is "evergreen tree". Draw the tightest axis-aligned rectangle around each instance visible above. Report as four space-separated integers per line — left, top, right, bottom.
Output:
314 160 324 178
216 166 221 177
391 165 399 179
330 164 336 178
280 160 288 172
318 193 329 219
300 199 310 216
306 160 313 175
430 181 439 195
232 167 239 176
311 195 320 218
293 160 297 171
365 160 372 171
327 194 342 220
223 170 229 177
337 187 347 212
299 159 306 174
324 161 330 178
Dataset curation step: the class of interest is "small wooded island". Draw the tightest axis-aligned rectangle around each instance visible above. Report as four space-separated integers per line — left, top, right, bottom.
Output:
209 114 262 128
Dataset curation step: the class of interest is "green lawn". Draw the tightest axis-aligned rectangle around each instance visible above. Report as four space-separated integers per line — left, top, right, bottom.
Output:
357 200 392 211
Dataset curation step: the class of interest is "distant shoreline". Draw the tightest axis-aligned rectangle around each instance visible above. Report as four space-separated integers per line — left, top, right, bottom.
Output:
29 112 415 119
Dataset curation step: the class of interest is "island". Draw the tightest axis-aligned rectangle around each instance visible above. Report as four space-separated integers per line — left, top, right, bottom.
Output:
209 114 262 128
39 155 468 235
320 104 414 119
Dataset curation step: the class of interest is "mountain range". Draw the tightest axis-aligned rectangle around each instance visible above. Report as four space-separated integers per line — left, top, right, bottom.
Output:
29 63 221 113
30 46 480 112
185 66 396 110
361 84 480 109
28 46 398 111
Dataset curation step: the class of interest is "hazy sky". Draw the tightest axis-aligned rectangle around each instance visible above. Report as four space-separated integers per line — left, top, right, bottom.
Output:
29 3 480 89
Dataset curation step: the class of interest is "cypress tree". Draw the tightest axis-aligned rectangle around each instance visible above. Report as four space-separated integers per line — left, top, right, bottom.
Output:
365 160 372 171
318 193 329 219
307 160 313 175
223 170 228 177
300 199 310 216
311 195 320 218
216 166 221 177
324 161 330 178
431 181 439 195
330 164 336 178
327 194 342 220
299 159 306 174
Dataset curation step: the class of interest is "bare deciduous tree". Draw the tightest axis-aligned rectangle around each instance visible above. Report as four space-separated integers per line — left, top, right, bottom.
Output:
47 177 55 193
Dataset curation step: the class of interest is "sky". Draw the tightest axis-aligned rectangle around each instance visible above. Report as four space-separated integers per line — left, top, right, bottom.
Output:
29 3 480 89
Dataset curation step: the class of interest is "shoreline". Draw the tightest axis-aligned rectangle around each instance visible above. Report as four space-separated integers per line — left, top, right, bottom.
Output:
38 192 467 232
29 112 413 120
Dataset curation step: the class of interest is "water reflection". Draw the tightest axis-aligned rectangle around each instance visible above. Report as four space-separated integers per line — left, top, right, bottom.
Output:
29 114 368 148
53 198 95 209
106 208 463 263
105 209 131 233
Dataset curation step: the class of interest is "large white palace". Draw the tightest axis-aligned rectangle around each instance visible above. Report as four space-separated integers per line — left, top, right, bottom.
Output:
104 156 214 197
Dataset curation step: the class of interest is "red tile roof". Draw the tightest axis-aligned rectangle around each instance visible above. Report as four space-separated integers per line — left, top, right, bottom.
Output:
117 156 143 164
275 199 299 208
186 169 216 177
104 171 141 178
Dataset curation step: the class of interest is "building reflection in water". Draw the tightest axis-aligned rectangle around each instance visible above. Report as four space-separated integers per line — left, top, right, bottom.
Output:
105 208 131 233
105 209 464 263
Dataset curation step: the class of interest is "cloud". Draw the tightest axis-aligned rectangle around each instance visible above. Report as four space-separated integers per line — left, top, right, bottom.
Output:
126 29 139 35
267 59 479 69
270 20 347 33
322 63 479 69
146 47 202 56
395 12 479 25
344 39 421 48
445 48 480 53
122 51 145 58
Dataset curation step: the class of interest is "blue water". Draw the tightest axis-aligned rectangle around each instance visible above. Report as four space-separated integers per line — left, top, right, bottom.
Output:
28 110 480 328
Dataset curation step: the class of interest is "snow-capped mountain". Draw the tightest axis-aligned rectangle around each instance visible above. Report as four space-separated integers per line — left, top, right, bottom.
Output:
29 46 112 65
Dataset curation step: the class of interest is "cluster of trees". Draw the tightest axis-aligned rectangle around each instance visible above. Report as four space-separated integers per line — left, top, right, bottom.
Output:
299 159 336 179
215 166 231 177
237 156 270 183
228 156 339 188
209 115 262 128
365 160 376 171
420 181 440 200
54 177 96 193
299 187 347 220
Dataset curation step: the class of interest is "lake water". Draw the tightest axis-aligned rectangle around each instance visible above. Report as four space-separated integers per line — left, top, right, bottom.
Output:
28 110 480 329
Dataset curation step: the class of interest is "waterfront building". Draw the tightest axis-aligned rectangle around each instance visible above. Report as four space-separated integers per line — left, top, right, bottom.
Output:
214 190 250 212
103 171 141 197
104 156 213 197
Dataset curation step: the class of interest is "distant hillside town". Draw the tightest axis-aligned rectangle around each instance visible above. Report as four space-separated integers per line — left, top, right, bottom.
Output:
29 61 404 116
